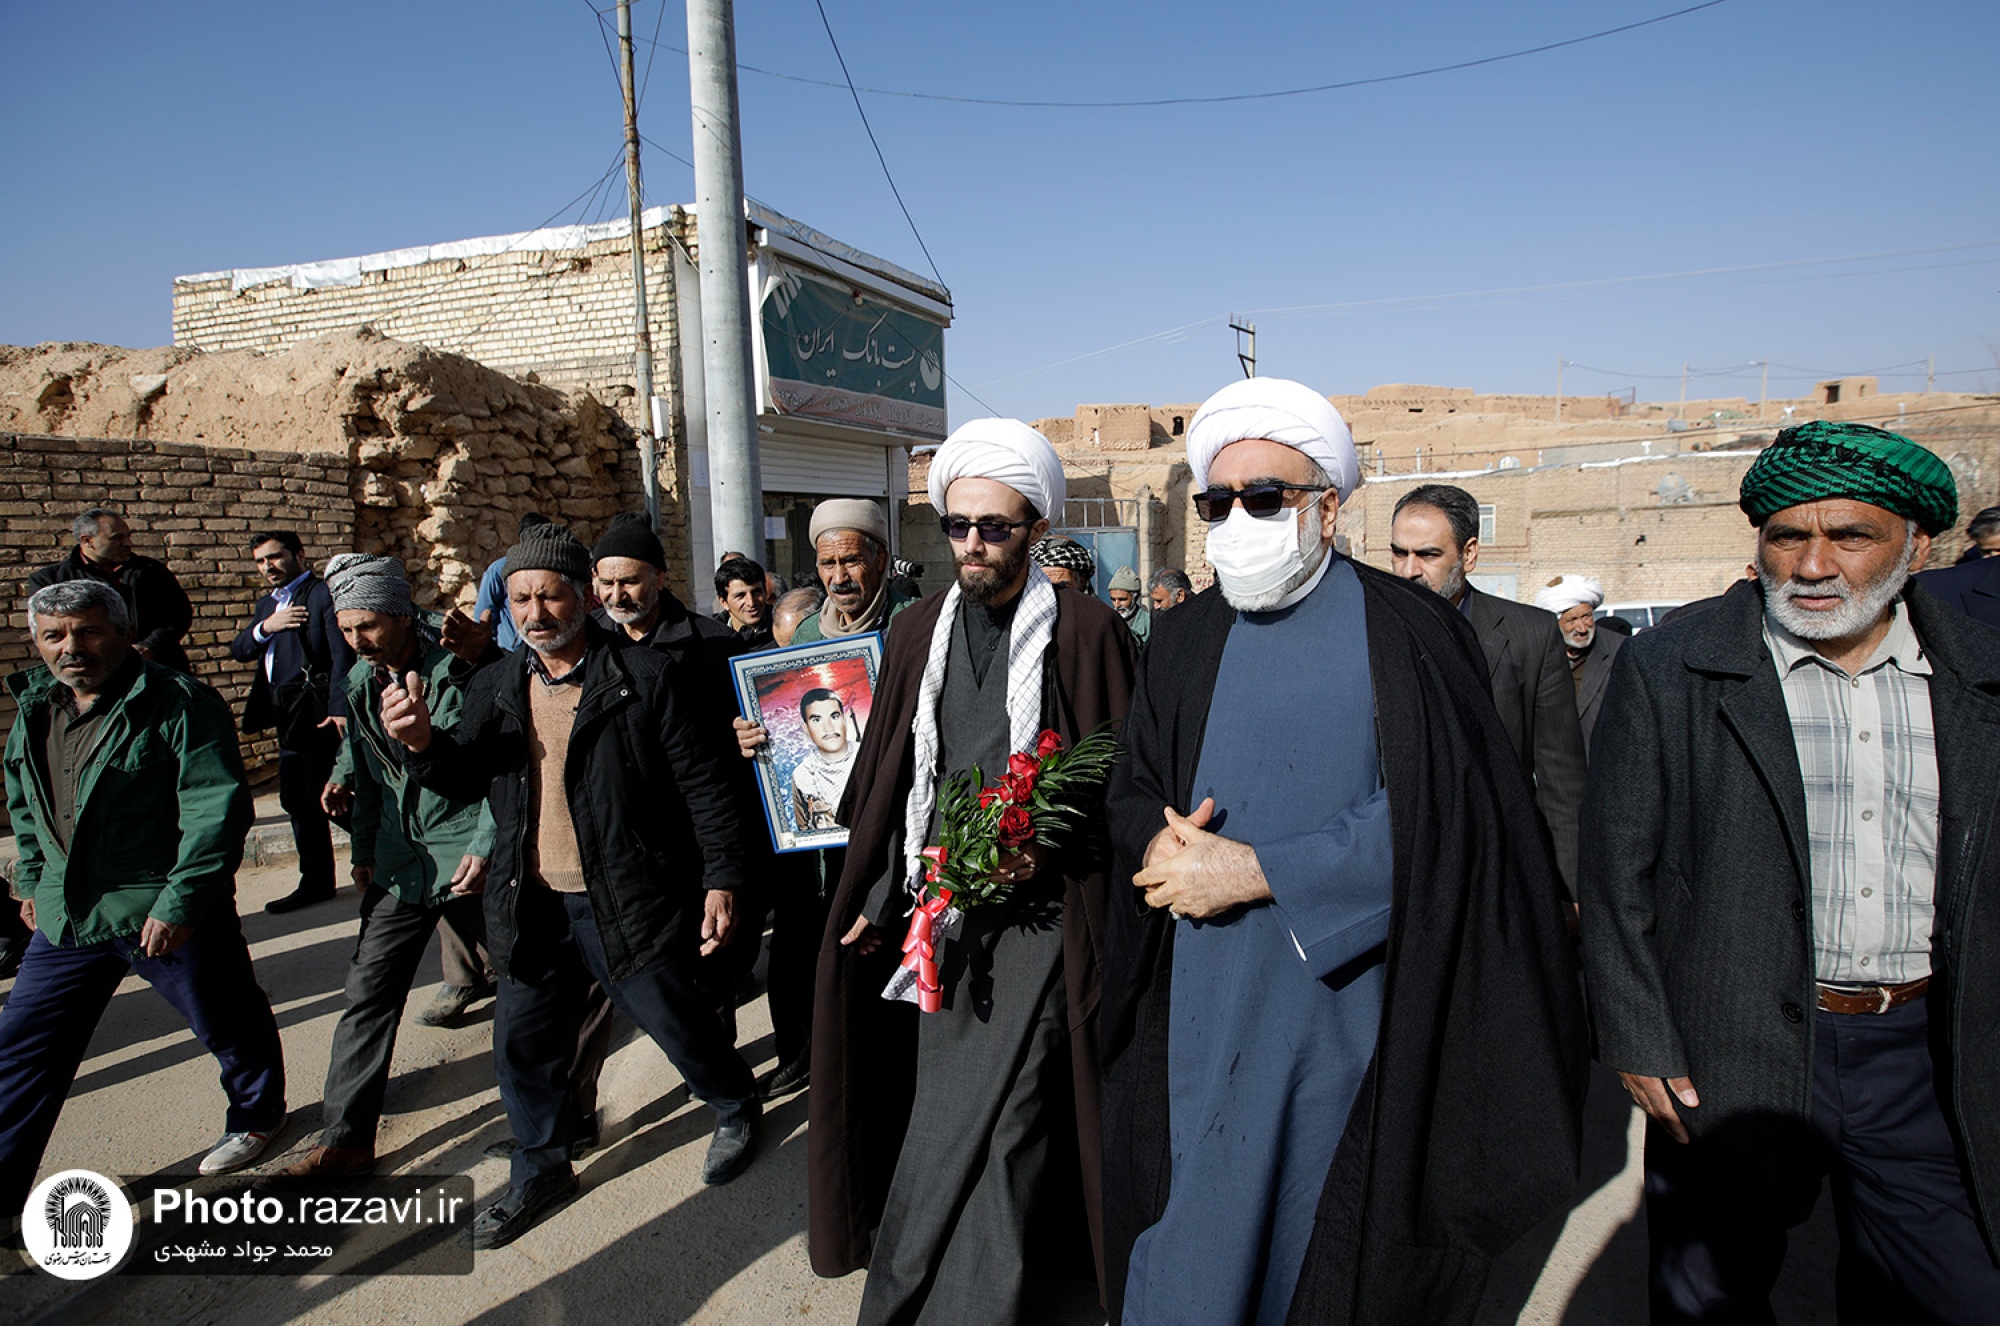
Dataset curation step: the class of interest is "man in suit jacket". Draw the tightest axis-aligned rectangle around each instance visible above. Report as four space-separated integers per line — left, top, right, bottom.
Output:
1534 574 1628 758
229 531 353 914
1917 541 2000 630
1583 420 2000 1322
1390 484 1587 895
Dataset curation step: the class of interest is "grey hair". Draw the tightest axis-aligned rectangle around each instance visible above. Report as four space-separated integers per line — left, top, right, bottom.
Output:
28 580 130 634
72 507 122 540
1149 567 1194 595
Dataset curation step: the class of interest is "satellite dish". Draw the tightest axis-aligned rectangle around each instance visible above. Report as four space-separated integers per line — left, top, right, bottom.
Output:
1498 455 1522 470
1657 473 1693 505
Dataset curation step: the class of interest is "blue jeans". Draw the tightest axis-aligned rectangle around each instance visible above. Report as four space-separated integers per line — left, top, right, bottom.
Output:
493 887 755 1190
0 904 286 1212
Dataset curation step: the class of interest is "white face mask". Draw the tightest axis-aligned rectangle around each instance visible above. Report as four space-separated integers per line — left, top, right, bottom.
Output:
1207 496 1329 612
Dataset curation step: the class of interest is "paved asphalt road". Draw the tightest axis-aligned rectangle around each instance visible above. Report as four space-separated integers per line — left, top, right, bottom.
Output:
0 862 1838 1324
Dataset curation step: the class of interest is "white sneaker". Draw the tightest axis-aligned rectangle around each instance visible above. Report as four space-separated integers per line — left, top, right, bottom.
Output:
198 1117 285 1176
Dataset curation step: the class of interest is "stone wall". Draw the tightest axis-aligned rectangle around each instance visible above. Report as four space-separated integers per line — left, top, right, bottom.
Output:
0 431 354 781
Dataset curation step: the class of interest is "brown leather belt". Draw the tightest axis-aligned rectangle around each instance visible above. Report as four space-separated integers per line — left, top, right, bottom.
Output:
1816 977 1930 1015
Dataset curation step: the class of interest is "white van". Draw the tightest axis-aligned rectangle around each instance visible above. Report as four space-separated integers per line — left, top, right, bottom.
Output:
1595 601 1684 631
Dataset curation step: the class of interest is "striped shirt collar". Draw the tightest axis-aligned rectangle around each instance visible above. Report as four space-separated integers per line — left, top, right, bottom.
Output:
1764 599 1932 680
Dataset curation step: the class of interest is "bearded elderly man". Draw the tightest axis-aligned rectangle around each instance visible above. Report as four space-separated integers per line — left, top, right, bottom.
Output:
1101 377 1585 1326
1583 421 2000 1323
384 523 760 1248
1534 574 1624 758
809 419 1136 1323
791 498 917 643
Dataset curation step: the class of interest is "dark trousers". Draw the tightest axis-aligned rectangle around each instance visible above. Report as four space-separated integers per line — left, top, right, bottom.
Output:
1647 998 2000 1325
319 888 486 1150
435 904 494 991
703 852 825 1065
278 732 339 892
492 888 755 1190
0 906 286 1212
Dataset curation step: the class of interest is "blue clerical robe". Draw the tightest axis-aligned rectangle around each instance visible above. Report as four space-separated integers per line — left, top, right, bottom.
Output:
1123 558 1395 1326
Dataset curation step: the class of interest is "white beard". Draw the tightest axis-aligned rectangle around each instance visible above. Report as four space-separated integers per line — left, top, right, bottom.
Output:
1759 538 1916 641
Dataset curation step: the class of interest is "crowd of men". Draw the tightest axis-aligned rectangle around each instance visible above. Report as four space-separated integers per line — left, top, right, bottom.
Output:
0 391 1995 1325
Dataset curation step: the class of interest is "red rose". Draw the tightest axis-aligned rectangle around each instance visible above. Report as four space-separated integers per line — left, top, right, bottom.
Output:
1035 730 1064 758
997 806 1035 849
978 787 1001 810
1000 772 1034 805
1007 751 1040 781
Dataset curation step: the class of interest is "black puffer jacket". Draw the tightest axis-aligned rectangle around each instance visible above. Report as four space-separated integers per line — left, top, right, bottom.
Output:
407 619 748 982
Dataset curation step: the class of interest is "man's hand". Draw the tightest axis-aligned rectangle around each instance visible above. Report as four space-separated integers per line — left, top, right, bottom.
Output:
1618 1072 1701 1144
19 899 34 931
133 643 153 661
700 889 736 956
840 914 883 955
352 864 375 892
321 782 354 818
1142 797 1214 869
991 841 1051 885
380 671 433 752
139 917 194 958
265 604 310 634
732 717 769 760
440 607 496 665
1133 802 1270 920
319 715 348 736
448 855 488 897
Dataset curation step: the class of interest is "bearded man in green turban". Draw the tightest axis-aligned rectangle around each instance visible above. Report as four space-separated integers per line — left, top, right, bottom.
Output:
1580 418 2000 1322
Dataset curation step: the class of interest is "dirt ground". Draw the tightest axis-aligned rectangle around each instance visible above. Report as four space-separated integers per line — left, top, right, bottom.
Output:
0 862 1837 1325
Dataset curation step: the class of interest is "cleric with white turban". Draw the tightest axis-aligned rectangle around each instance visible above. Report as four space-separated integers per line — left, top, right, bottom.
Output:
1100 378 1584 1325
808 412 1136 1323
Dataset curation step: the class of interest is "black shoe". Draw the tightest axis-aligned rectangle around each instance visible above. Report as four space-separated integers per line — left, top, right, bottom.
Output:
464 1170 579 1250
701 1109 759 1186
266 885 337 915
568 1113 600 1160
758 1054 810 1101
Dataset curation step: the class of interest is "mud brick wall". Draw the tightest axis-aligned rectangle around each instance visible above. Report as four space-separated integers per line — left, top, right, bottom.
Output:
0 431 353 786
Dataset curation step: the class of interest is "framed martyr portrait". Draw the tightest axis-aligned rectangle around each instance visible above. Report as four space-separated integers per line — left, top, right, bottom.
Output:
730 634 883 854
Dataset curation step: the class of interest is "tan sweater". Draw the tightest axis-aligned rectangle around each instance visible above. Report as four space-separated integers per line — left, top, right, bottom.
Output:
523 677 586 893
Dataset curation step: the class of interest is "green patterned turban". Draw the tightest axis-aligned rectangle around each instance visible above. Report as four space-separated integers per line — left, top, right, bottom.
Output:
1739 420 1958 535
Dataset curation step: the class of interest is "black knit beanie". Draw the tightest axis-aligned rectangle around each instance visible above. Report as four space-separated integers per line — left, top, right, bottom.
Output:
504 522 590 581
590 512 666 571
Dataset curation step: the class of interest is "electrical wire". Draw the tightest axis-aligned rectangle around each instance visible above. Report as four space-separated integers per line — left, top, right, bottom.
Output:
810 0 945 287
627 0 1728 109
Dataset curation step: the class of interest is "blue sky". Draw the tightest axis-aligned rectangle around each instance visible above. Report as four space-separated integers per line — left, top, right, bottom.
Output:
3 0 1995 424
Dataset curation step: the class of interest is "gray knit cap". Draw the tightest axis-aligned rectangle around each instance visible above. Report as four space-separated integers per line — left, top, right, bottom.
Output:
504 522 591 582
325 553 415 616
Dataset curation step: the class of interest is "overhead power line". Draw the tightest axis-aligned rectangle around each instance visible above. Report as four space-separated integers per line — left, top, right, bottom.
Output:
627 0 1729 109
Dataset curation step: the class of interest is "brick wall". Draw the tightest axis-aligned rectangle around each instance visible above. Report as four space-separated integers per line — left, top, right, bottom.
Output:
0 431 354 783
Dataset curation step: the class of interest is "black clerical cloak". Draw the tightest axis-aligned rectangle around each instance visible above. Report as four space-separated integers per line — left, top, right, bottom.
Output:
808 585 1136 1284
1101 561 1588 1325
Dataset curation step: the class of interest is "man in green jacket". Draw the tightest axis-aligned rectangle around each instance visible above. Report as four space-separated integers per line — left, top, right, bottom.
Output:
0 580 283 1213
273 555 495 1182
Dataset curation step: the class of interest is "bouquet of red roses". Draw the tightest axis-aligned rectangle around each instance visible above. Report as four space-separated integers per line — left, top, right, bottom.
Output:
893 724 1118 1012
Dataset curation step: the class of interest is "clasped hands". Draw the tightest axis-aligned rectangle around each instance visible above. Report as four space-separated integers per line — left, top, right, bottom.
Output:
1133 797 1272 921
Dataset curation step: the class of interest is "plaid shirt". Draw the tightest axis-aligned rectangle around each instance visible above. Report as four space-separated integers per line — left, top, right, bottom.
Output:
1765 603 1939 985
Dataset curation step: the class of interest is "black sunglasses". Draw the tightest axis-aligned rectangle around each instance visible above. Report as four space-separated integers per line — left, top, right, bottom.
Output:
940 515 1034 544
1193 483 1331 523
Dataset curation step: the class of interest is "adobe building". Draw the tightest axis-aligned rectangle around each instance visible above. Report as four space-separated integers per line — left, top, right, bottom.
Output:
172 201 951 599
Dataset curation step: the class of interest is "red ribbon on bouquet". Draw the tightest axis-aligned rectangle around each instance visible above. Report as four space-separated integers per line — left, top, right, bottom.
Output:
899 849 956 1013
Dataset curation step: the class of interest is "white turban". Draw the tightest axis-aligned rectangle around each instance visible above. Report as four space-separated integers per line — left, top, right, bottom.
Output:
927 417 1066 520
1533 575 1605 614
1186 377 1360 499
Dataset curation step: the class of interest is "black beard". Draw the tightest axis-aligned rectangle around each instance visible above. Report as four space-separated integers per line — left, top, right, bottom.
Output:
958 544 1026 606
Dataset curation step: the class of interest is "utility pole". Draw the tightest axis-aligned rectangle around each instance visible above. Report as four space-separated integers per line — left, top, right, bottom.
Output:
1759 358 1769 419
1555 355 1563 423
1927 354 1935 394
616 0 660 528
1230 319 1257 378
686 0 763 567
1678 362 1688 421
